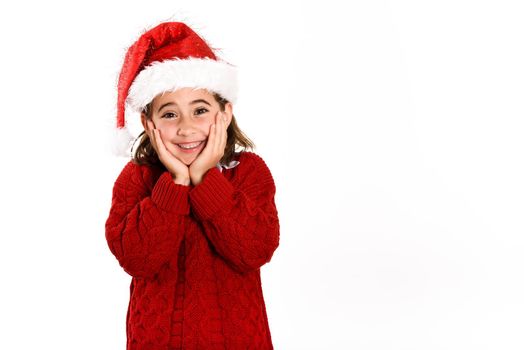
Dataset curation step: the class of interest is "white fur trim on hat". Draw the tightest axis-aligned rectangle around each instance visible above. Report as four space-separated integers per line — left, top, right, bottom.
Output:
127 57 238 112
112 126 135 157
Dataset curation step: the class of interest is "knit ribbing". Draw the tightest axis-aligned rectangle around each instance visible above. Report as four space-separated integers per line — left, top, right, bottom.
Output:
151 171 190 214
189 167 235 220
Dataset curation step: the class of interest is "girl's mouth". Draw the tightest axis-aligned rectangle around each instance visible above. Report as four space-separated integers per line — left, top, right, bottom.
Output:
176 141 205 153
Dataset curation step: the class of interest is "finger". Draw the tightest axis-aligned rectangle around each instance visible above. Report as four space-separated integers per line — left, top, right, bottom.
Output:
147 121 159 152
157 130 176 161
217 112 227 152
215 114 224 152
148 120 159 138
152 129 164 157
217 114 225 152
214 112 222 139
206 113 216 152
147 119 156 133
154 129 169 157
205 123 216 156
147 120 155 143
221 112 227 141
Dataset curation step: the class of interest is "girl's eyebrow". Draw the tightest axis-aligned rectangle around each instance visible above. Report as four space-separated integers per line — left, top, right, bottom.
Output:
157 99 211 113
157 102 175 113
190 99 211 106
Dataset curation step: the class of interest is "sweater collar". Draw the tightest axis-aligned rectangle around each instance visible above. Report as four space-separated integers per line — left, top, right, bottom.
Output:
216 160 240 172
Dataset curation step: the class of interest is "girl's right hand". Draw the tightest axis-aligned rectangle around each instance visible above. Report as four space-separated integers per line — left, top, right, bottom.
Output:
146 120 190 185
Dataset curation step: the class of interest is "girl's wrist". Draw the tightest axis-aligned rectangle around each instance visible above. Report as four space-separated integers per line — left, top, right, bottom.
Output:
190 173 203 186
172 175 190 186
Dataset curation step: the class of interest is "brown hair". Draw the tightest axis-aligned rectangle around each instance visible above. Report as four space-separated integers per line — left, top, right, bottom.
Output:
131 92 255 167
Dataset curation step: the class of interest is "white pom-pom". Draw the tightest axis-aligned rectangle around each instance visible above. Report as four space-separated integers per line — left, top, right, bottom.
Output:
112 126 135 157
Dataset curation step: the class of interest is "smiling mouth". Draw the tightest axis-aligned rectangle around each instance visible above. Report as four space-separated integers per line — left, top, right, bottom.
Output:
176 141 204 150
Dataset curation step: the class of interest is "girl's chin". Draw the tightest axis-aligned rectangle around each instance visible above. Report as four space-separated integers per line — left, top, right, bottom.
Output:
167 141 208 165
181 158 195 166
178 152 202 166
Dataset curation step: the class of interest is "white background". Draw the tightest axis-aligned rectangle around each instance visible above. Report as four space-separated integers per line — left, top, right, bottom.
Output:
0 1 523 349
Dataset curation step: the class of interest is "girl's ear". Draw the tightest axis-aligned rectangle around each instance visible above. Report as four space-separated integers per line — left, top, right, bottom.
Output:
223 102 233 128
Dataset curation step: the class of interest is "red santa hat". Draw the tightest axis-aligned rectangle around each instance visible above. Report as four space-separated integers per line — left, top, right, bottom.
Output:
113 21 238 156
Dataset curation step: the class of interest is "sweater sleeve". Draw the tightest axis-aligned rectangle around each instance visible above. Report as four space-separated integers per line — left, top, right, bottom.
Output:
105 162 191 279
188 153 280 274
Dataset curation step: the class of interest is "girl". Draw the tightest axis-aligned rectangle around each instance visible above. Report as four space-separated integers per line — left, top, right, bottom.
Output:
105 22 280 350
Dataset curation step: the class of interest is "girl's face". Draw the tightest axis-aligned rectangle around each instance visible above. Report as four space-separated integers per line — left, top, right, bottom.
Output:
141 88 233 166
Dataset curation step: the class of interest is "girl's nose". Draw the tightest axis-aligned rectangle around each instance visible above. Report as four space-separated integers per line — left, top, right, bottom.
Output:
176 118 196 136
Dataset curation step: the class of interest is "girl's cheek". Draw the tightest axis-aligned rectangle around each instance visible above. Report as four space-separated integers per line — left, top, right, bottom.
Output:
151 118 163 127
204 120 215 133
155 119 176 130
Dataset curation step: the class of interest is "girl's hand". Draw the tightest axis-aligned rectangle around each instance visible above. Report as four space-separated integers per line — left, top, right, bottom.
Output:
189 111 228 185
146 120 190 185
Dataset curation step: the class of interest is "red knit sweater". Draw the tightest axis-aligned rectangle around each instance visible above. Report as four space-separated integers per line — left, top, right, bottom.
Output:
105 151 280 350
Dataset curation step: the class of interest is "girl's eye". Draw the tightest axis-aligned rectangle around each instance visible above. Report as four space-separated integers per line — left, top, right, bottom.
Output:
195 108 208 116
162 112 177 119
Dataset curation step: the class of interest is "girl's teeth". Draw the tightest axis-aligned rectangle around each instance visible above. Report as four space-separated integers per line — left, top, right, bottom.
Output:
178 141 202 149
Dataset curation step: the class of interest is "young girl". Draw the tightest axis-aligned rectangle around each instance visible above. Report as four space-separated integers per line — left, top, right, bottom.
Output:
105 22 280 350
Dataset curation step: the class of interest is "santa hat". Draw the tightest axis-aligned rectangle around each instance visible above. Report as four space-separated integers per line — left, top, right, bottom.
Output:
113 21 238 156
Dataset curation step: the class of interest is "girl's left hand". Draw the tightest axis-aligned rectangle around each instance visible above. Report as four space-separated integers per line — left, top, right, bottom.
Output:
189 111 228 185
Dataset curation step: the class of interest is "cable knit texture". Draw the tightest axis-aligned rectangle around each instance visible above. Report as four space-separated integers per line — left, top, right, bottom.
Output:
105 151 279 350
